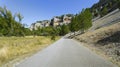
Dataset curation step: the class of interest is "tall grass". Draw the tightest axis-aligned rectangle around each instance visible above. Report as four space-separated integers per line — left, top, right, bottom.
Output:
0 36 60 66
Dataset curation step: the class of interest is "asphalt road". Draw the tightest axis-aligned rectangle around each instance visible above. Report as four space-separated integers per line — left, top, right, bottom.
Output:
16 38 118 67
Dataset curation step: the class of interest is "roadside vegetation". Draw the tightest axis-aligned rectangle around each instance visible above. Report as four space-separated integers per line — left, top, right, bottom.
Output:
0 36 60 66
0 5 93 37
0 6 92 66
0 6 62 66
32 8 92 38
0 6 32 37
1 0 120 66
71 0 120 66
69 8 92 33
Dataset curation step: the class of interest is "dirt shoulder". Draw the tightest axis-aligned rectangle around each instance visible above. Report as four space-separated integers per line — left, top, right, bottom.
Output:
74 22 120 67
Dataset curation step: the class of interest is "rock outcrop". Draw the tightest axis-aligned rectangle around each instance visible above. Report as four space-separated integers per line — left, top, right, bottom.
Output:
30 14 73 30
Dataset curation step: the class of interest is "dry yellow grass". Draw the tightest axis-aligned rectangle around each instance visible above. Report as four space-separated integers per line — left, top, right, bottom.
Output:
0 36 60 66
0 46 8 63
75 22 120 43
74 22 120 66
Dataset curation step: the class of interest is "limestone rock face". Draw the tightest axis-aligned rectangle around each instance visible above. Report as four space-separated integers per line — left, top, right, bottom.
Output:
30 14 73 30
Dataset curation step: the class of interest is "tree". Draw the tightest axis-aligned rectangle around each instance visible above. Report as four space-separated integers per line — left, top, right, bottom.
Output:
16 13 24 23
81 8 92 31
101 6 108 17
0 6 27 36
59 24 69 36
70 8 92 33
69 15 79 33
0 6 14 36
50 27 57 40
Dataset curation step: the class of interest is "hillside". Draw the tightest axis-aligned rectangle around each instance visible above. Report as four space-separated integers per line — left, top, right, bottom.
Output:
90 8 120 30
91 0 120 18
74 22 120 66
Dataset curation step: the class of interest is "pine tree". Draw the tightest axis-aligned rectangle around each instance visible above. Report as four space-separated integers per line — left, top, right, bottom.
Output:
101 6 108 17
78 8 92 33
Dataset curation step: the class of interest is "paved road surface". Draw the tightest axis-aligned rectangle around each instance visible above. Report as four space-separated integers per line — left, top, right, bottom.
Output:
16 38 118 67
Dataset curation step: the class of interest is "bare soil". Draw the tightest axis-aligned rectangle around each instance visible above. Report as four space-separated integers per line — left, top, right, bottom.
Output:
74 22 120 67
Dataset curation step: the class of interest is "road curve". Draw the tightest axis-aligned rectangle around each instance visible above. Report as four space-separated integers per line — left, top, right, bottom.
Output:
16 38 118 67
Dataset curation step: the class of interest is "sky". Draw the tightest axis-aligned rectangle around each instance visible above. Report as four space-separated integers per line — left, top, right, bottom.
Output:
0 0 99 26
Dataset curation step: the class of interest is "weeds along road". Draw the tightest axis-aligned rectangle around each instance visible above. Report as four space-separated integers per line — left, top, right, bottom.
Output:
16 38 118 67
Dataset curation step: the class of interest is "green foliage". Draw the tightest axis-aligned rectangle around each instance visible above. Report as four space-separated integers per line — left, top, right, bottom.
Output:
69 14 79 32
91 0 120 17
16 12 24 23
101 6 108 17
80 8 92 31
59 24 70 36
33 24 70 36
51 35 55 40
69 8 92 33
0 6 31 37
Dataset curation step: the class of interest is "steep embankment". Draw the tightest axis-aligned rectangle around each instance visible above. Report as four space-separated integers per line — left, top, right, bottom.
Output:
90 9 120 30
74 22 120 66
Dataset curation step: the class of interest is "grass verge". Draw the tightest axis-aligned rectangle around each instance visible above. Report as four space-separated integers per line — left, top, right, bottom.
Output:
0 36 60 67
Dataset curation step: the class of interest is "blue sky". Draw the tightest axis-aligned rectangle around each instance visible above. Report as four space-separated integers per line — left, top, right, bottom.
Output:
0 0 99 26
